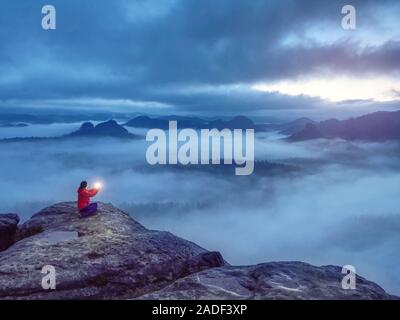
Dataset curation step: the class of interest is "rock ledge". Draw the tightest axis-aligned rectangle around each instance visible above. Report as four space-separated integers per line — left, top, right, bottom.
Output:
0 202 397 300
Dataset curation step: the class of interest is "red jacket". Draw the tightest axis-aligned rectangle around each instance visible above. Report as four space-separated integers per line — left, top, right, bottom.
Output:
77 188 99 210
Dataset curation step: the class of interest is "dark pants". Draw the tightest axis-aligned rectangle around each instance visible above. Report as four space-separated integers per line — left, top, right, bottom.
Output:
80 203 98 218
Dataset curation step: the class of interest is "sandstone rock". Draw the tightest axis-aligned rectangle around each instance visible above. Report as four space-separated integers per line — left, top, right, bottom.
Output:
0 202 397 300
0 214 19 251
0 202 224 299
137 262 397 300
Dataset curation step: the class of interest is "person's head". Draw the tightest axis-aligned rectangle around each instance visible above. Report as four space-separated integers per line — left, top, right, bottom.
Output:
79 181 88 189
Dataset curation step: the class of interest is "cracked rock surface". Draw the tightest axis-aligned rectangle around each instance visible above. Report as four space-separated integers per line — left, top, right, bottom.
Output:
138 262 397 300
0 202 223 299
0 202 397 300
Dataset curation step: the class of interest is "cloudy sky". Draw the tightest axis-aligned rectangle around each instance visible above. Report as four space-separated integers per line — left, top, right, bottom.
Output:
1 0 400 119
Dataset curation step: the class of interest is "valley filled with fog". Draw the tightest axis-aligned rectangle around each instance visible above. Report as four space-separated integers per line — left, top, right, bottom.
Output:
0 123 399 294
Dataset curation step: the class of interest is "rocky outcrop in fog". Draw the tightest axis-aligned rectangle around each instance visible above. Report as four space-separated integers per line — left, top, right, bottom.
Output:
0 203 397 300
67 120 135 139
289 110 400 142
139 262 395 300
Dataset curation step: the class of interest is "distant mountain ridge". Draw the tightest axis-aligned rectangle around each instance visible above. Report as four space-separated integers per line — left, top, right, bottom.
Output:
289 110 400 142
0 120 138 142
125 115 257 130
0 113 315 136
68 120 134 138
2 110 399 142
258 117 315 135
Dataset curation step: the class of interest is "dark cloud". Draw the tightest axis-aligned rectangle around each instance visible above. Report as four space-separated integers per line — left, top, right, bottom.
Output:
0 0 399 114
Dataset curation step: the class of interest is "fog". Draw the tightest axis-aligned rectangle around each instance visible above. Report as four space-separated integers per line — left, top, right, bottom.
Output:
0 124 399 295
0 123 82 139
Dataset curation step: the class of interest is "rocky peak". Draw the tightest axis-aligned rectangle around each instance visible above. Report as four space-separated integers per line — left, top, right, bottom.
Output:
139 262 396 300
0 203 397 300
0 202 223 299
68 120 134 138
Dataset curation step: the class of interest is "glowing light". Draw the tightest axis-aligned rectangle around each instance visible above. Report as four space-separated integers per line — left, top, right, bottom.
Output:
94 182 102 190
252 77 400 102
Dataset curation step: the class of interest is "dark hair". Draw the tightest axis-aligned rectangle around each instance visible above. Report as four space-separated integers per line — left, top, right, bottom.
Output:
79 181 88 189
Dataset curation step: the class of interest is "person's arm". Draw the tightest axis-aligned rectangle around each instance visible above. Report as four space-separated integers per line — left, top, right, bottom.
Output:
82 188 99 197
88 188 99 197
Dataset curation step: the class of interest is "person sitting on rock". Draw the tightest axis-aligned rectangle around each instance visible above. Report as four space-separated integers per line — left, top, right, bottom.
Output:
77 181 100 218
